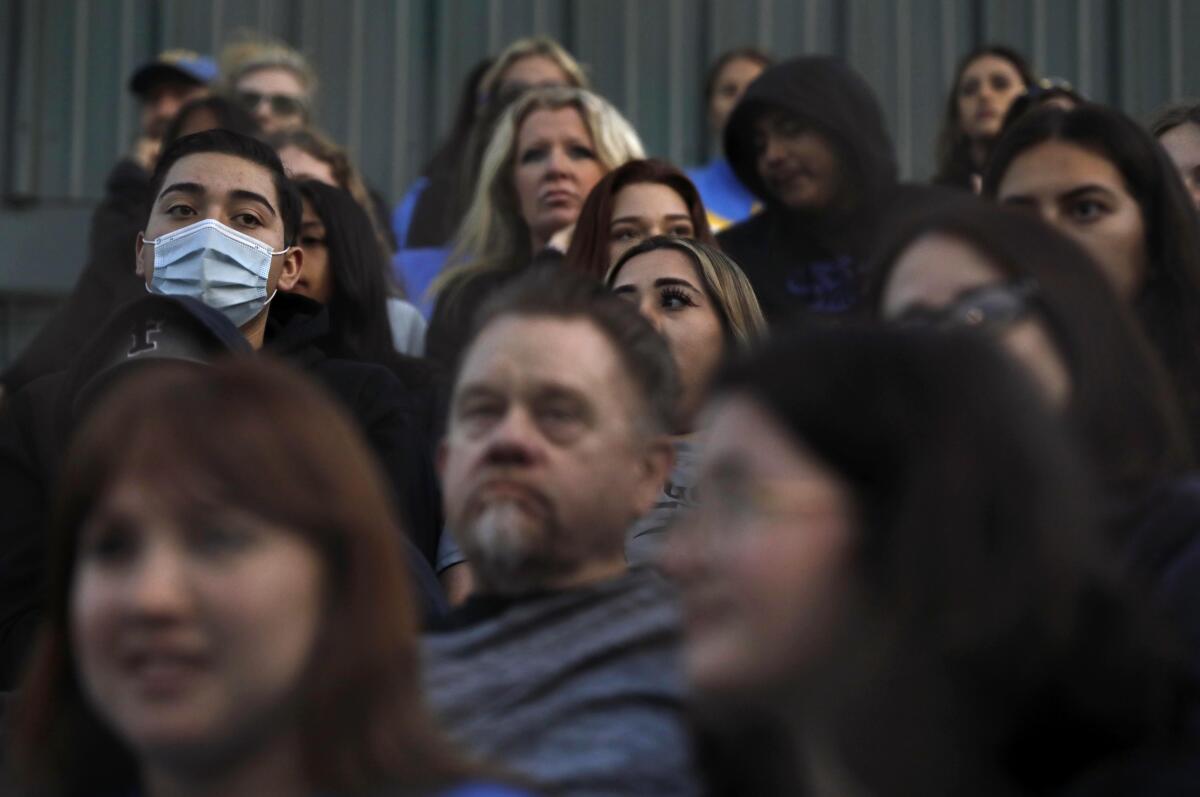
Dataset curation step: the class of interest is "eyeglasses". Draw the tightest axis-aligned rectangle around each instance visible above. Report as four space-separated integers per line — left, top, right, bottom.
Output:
236 91 307 118
678 476 850 540
894 279 1038 335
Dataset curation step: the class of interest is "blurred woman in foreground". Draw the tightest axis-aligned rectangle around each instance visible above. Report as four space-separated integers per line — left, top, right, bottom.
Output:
7 360 531 797
669 328 1198 795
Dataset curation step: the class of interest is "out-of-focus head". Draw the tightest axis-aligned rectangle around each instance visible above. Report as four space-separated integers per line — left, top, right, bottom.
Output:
478 36 588 108
934 45 1034 184
222 39 316 135
607 236 767 432
665 327 1096 709
8 359 469 795
137 131 304 320
723 57 897 214
984 105 1200 311
439 269 676 596
999 78 1084 136
871 201 1191 490
160 95 262 149
446 86 643 277
130 50 217 140
952 47 1033 141
1151 102 1200 210
704 48 772 135
565 159 716 279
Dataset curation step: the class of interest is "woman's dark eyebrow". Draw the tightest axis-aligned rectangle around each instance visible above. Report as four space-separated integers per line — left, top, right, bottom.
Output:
1061 184 1117 201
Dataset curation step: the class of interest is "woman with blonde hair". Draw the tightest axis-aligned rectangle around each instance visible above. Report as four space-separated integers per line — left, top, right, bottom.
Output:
395 37 590 315
425 85 643 366
608 235 767 563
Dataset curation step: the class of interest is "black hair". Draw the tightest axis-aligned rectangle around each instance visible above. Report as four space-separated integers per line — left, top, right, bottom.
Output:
462 267 680 435
161 95 262 148
933 45 1036 189
1149 101 1200 138
423 57 494 179
999 79 1084 135
296 180 408 368
982 105 1200 454
716 326 1194 794
869 200 1192 499
150 129 302 246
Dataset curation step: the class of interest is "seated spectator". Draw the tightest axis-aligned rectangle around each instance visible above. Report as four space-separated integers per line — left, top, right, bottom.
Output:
293 180 429 358
425 270 702 796
426 86 642 369
271 127 399 256
716 57 903 324
5 359 531 797
687 47 772 230
1150 102 1200 209
608 236 765 563
565 158 717 280
932 45 1034 190
873 201 1200 663
396 38 589 317
0 131 448 687
983 104 1200 455
668 328 1199 795
0 51 216 395
221 37 315 136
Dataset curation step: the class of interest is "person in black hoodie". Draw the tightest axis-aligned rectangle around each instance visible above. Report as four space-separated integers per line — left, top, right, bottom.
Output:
0 131 447 688
717 56 901 326
0 88 259 396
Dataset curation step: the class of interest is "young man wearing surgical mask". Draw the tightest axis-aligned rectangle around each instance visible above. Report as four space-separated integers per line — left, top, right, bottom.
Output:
0 132 448 686
135 131 444 563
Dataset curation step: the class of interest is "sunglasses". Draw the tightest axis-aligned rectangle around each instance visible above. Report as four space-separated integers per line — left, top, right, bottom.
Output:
894 279 1037 334
236 90 307 117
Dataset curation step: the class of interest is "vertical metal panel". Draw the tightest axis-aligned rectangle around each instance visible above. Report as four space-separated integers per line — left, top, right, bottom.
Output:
67 0 89 200
1168 0 1183 100
3 0 1199 204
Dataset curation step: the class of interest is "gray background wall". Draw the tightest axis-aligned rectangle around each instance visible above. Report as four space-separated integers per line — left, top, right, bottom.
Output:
2 0 1199 367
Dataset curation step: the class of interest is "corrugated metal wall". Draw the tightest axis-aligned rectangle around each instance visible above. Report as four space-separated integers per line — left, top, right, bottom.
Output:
2 0 1199 364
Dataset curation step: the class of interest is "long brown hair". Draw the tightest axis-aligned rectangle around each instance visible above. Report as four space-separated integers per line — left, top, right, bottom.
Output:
565 158 716 280
8 359 476 796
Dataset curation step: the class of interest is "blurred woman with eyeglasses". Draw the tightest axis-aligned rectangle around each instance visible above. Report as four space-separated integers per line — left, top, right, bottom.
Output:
872 200 1200 666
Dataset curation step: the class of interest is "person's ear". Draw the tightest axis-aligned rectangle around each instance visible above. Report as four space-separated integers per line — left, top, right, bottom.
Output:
276 245 303 292
631 436 675 518
135 232 146 277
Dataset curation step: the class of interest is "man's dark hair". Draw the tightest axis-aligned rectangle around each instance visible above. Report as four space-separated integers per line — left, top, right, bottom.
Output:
160 95 263 148
1149 101 1200 138
149 129 302 246
460 268 680 435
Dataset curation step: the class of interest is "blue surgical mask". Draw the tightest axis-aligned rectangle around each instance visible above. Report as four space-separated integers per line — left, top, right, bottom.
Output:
145 219 289 327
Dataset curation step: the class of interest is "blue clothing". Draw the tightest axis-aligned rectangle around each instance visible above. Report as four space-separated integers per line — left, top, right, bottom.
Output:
437 783 539 797
686 157 759 231
391 177 451 319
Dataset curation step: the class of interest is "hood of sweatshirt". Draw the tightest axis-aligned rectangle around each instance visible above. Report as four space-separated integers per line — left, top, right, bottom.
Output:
724 56 898 217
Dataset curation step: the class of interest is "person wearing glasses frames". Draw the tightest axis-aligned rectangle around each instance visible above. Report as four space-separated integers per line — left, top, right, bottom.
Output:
872 200 1200 670
221 38 315 135
666 326 1200 795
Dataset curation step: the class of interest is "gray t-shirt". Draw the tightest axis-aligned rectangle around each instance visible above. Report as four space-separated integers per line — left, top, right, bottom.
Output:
625 438 699 566
422 569 702 796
